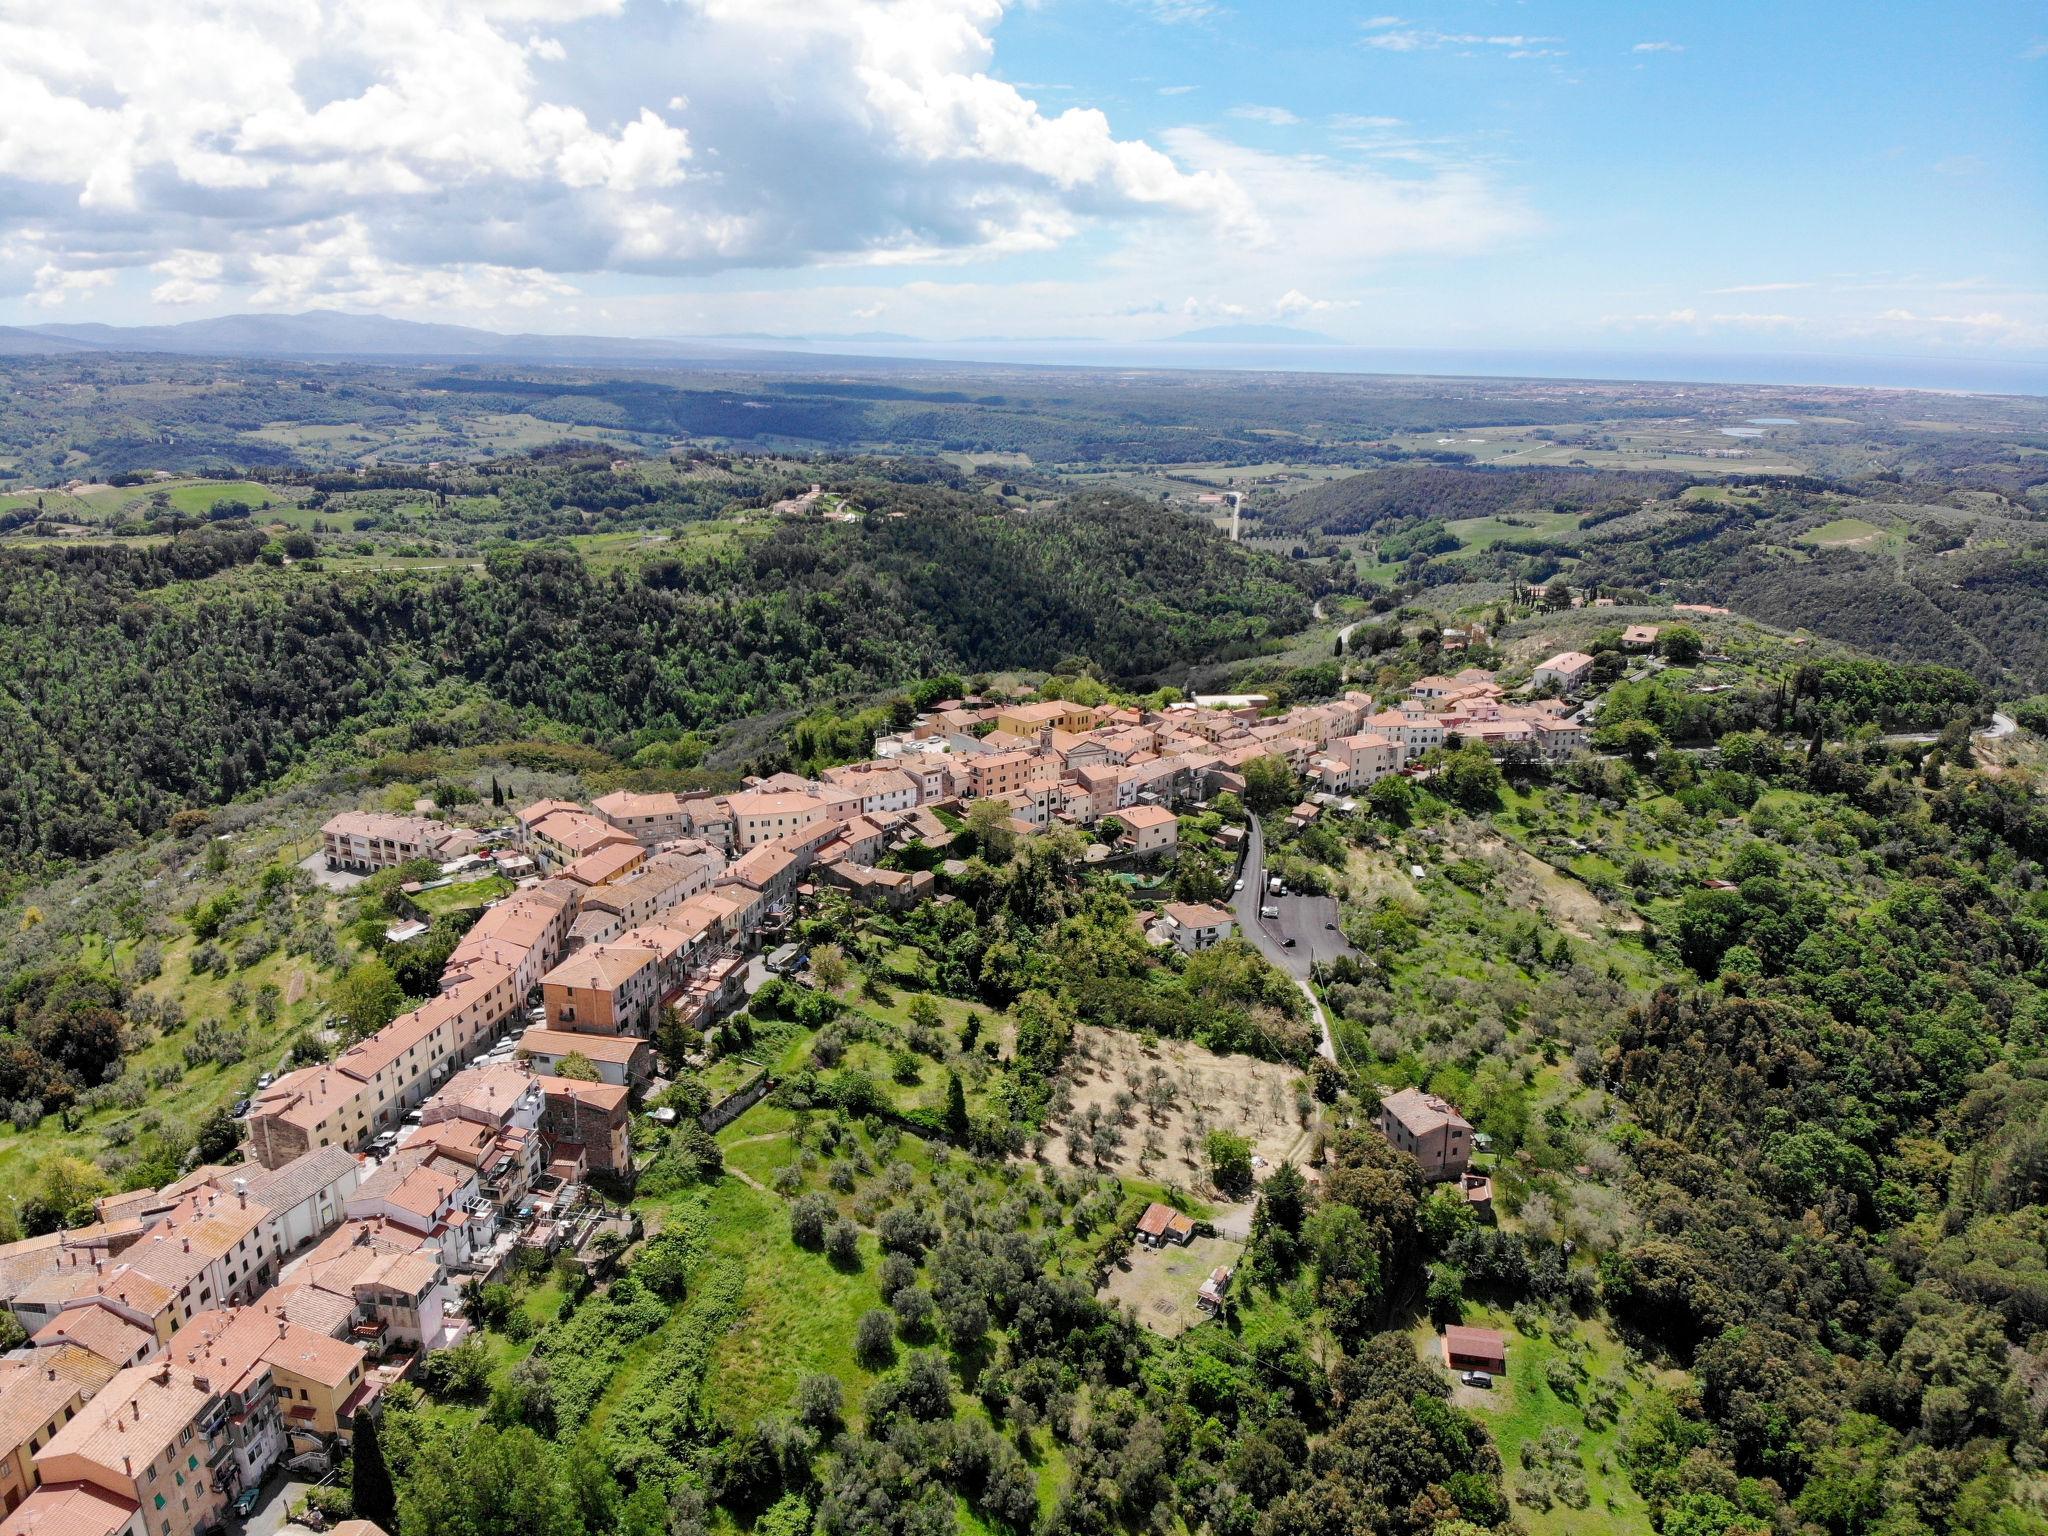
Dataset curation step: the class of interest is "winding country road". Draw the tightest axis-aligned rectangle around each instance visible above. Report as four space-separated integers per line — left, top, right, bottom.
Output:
1880 710 2018 747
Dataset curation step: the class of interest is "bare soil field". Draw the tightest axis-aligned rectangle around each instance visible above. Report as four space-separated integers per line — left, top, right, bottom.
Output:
1098 1233 1244 1338
1046 1024 1318 1195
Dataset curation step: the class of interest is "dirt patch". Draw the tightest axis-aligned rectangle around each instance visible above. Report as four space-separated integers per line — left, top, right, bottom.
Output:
1465 832 1642 937
1046 1024 1318 1194
284 969 308 1006
1344 843 1423 904
1098 1233 1244 1338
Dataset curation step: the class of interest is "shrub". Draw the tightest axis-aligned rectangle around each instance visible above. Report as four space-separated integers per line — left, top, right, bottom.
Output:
855 1308 896 1369
789 1192 832 1250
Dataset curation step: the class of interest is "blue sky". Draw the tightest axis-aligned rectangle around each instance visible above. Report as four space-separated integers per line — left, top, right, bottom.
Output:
0 0 2040 365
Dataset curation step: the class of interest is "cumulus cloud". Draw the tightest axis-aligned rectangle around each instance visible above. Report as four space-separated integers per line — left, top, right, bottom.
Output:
1631 41 1684 53
1272 288 1355 318
0 0 1252 310
28 264 115 309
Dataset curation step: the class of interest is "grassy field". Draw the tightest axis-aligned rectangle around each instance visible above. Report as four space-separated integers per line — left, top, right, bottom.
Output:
1800 515 1900 550
413 872 513 916
1446 510 1586 552
1414 1303 1661 1534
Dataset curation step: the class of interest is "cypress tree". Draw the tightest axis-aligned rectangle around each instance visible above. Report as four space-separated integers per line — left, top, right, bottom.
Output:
352 1410 397 1531
944 1071 969 1138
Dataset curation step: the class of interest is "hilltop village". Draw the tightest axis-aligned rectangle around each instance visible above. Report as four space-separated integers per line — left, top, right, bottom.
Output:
0 657 1603 1536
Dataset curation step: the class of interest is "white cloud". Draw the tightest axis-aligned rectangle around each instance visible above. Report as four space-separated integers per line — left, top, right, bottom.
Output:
1157 84 1197 95
1230 104 1301 126
1135 0 1223 22
1631 41 1684 53
1865 307 2047 345
28 263 114 308
1150 127 1534 264
150 251 225 306
1330 114 1404 130
1272 288 1355 318
1362 22 1563 53
0 0 1250 312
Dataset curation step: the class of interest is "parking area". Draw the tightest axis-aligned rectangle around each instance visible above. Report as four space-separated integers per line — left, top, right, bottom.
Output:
297 850 365 893
1252 891 1352 973
232 1472 318 1536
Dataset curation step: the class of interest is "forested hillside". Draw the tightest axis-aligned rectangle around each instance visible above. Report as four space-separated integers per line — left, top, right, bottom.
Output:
0 479 1310 866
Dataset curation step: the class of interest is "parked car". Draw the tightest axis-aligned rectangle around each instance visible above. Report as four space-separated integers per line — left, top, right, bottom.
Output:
1460 1370 1494 1389
1260 906 1280 919
254 1072 274 1089
1232 879 1244 892
232 1098 251 1118
1282 938 1296 948
232 1485 263 1518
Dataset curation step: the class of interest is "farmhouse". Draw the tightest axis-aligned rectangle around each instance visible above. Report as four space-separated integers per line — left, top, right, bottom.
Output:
1377 1086 1474 1182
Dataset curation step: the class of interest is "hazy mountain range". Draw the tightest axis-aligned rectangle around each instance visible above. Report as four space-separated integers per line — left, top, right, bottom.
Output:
0 309 1342 367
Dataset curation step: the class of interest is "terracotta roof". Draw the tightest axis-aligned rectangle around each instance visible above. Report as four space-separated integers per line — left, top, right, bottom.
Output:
0 1347 120 1457
518 1028 648 1064
540 1076 630 1112
0 1481 141 1536
540 943 657 992
39 1358 215 1471
1380 1086 1472 1136
592 789 687 819
724 790 825 818
28 1308 153 1370
559 842 646 887
321 811 452 842
1161 902 1233 930
1135 1202 1193 1238
243 1144 360 1213
1118 804 1176 828
427 1063 538 1124
1443 1324 1506 1358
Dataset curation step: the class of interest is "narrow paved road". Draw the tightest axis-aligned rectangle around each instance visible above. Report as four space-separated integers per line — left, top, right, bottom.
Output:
1880 711 2018 747
1228 817 1338 1064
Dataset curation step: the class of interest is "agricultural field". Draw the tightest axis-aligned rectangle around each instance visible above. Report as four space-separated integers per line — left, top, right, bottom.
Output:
1047 1023 1316 1196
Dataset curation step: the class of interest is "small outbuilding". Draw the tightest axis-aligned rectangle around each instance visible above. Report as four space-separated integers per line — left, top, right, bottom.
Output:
1135 1201 1195 1248
1442 1324 1508 1375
